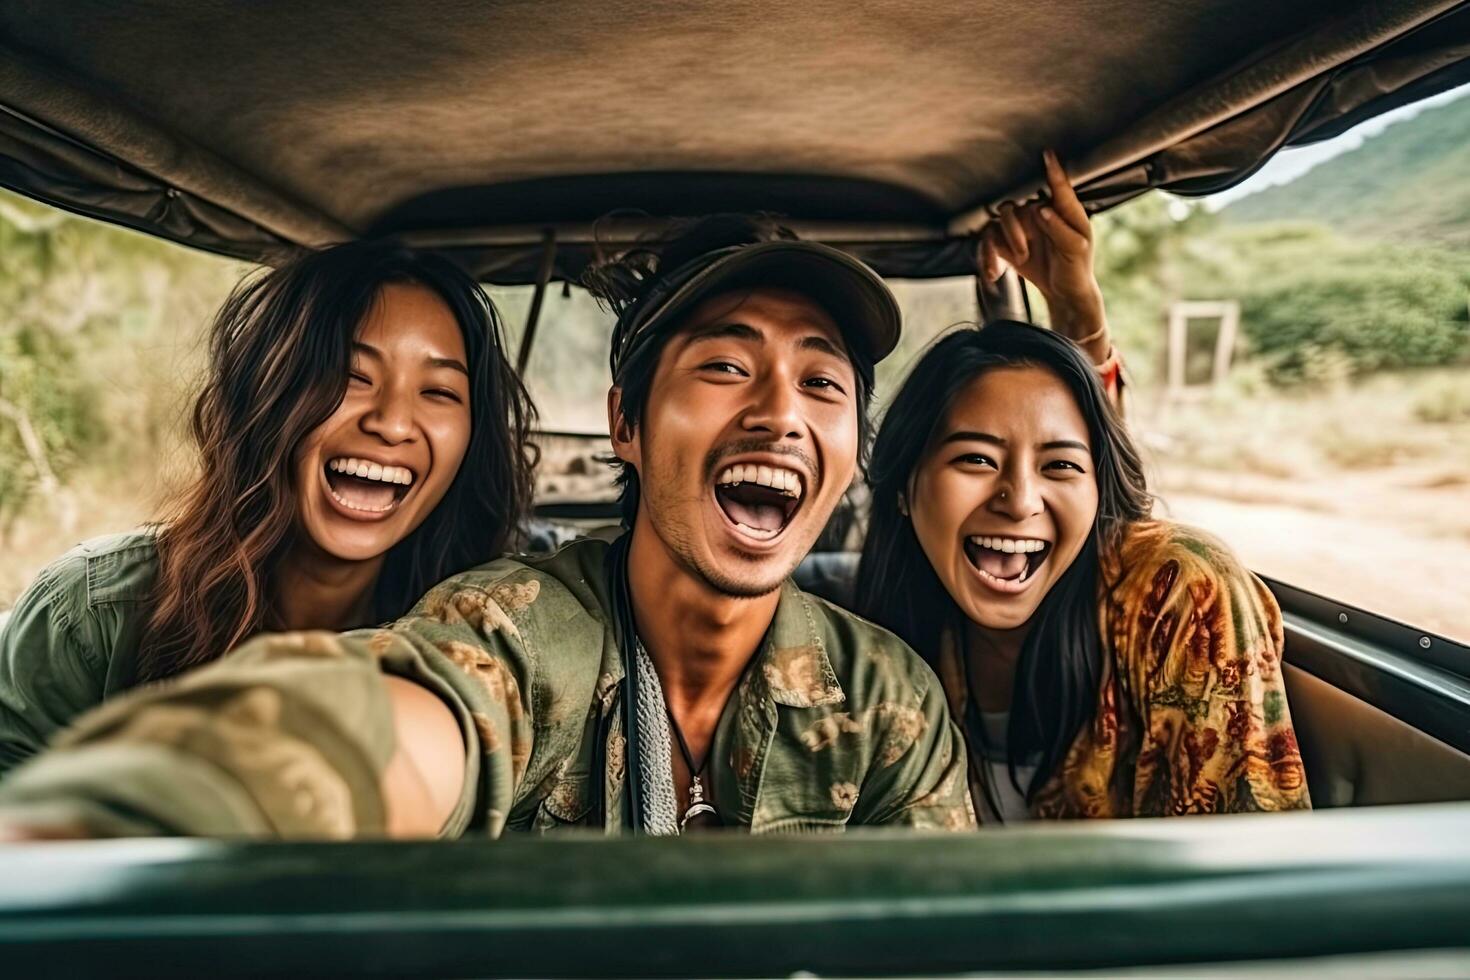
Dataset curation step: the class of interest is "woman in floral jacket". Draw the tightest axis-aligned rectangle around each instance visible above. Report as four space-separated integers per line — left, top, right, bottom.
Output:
854 320 1309 822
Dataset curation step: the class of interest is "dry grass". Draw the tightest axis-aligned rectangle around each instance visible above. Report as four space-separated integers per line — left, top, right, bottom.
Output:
1138 367 1470 644
1136 368 1470 483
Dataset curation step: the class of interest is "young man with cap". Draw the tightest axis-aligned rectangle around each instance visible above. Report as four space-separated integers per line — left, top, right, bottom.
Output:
0 219 974 838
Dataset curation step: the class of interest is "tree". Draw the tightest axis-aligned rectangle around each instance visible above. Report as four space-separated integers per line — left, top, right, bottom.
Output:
0 190 246 541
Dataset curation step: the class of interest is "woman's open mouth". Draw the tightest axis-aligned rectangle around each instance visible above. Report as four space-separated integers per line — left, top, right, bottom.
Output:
322 456 415 520
712 463 805 544
963 535 1051 595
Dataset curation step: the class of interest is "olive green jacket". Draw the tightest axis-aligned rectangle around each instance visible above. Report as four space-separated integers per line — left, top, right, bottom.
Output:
0 537 973 837
0 532 158 773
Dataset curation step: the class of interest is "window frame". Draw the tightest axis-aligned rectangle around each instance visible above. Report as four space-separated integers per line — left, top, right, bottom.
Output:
1271 575 1470 754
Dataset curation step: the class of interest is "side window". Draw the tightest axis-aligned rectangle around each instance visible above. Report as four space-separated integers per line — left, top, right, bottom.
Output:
1095 83 1470 647
491 284 618 505
0 189 247 616
493 284 615 435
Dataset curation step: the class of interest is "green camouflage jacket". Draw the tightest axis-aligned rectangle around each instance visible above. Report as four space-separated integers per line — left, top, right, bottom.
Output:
0 538 973 838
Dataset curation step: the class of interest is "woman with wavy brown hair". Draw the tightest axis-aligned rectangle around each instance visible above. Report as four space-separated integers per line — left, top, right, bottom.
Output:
0 241 535 773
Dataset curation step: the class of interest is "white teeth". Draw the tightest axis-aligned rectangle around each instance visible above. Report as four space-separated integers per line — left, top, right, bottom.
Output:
970 535 1047 553
714 463 804 498
327 487 398 513
327 457 415 486
975 560 1038 587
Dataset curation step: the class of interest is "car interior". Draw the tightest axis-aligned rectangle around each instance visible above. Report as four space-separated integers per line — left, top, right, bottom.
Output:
2 0 1469 972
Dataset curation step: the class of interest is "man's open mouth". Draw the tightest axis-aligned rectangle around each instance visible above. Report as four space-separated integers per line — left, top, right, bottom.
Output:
323 456 415 516
963 535 1052 594
713 463 805 541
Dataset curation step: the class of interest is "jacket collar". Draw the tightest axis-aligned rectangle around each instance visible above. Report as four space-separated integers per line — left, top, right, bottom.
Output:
596 574 846 830
600 574 848 712
754 579 846 708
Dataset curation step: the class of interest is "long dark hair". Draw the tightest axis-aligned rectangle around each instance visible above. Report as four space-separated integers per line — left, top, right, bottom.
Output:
854 322 1150 799
139 241 536 682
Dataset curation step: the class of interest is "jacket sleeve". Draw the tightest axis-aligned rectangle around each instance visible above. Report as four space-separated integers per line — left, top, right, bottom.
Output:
1108 526 1311 814
851 651 976 830
0 556 109 775
0 565 575 840
1095 344 1127 418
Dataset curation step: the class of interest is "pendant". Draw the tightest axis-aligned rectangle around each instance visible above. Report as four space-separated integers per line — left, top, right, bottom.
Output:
679 775 719 830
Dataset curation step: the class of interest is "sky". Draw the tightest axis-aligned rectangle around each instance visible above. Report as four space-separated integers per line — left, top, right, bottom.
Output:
1205 81 1470 208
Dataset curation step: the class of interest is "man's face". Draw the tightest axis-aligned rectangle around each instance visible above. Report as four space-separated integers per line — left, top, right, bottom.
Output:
611 287 861 597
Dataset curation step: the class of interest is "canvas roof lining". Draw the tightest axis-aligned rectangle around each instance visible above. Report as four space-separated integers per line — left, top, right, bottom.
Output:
1055 0 1470 210
0 0 1466 282
1 0 1341 221
0 39 348 252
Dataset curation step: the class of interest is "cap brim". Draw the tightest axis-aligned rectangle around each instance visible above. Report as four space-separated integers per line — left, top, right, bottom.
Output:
631 241 901 364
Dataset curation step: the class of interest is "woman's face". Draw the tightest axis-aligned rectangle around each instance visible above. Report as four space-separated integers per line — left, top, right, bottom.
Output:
908 365 1099 632
293 282 473 564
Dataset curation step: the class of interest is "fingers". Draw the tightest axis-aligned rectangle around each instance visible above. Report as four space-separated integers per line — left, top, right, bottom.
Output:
0 821 93 841
979 225 1012 282
1043 149 1091 238
1036 203 1089 254
998 203 1029 266
1019 205 1046 253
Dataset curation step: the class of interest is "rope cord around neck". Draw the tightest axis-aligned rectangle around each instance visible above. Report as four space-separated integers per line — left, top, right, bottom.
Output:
603 534 644 832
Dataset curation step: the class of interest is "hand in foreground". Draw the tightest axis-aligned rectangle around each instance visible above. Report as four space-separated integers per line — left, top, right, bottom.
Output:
980 149 1110 363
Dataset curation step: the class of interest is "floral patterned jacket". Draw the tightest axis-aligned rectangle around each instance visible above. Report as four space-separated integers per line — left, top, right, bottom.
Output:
938 520 1310 820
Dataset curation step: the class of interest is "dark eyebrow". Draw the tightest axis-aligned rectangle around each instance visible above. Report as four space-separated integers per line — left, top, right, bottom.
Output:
426 356 470 376
941 430 1007 448
684 322 764 345
799 335 849 361
1040 439 1090 453
686 322 849 361
940 431 1090 453
353 342 468 377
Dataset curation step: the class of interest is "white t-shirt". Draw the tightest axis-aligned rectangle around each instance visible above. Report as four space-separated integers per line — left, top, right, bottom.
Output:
975 710 1036 825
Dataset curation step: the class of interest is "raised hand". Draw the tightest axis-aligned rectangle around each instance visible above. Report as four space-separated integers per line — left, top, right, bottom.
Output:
980 150 1110 363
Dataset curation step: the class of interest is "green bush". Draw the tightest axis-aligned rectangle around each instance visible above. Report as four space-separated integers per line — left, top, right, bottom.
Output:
0 189 245 536
1239 261 1470 381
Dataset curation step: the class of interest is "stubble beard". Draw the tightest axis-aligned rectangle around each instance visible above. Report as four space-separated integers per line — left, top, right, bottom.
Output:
641 483 796 600
661 506 792 599
689 549 788 599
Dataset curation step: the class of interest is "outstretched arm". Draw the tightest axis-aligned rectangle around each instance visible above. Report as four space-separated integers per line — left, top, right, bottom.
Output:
381 675 464 837
0 565 572 841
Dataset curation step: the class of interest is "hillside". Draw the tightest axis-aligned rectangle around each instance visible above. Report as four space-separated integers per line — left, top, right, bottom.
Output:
1223 91 1470 247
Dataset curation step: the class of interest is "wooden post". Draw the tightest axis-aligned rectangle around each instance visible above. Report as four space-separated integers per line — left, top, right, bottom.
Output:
1165 300 1240 396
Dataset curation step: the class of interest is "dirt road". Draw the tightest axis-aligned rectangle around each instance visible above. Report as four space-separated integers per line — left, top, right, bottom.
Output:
1156 465 1470 644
